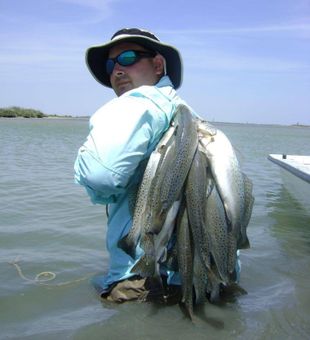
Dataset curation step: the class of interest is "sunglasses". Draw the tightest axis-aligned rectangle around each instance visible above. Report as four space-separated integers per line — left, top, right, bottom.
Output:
106 50 157 75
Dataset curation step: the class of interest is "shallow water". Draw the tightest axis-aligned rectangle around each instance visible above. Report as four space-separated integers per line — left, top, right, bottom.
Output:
1 118 309 339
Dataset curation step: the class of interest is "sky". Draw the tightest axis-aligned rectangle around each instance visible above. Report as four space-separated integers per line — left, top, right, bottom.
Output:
0 0 309 125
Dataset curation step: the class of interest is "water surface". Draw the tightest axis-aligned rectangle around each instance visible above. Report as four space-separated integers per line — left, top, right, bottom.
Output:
1 118 309 339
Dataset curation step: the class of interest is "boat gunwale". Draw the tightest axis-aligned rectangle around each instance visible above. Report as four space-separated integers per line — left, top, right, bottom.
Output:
268 154 310 184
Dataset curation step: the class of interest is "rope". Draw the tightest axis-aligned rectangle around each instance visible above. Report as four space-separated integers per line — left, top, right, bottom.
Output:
9 257 96 287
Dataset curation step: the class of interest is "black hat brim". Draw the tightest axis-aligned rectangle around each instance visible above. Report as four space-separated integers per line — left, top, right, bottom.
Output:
86 34 182 89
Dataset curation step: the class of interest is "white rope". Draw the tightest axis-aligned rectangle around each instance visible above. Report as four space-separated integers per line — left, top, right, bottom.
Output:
9 257 96 287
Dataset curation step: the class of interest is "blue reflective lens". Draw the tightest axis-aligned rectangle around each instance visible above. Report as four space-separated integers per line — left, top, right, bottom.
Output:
106 50 156 75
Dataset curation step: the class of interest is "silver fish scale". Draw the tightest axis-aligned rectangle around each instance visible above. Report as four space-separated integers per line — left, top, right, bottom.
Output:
134 199 181 277
147 137 178 233
117 151 162 258
186 149 211 270
206 264 222 303
230 158 246 234
134 131 179 266
158 105 198 219
201 129 246 237
227 232 238 274
130 105 199 282
238 173 254 249
144 105 198 235
193 248 208 305
139 123 179 236
123 111 254 316
176 202 194 319
129 107 195 273
118 122 177 258
205 181 230 283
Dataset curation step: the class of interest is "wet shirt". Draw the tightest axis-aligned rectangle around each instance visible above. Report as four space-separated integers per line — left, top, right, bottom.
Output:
74 76 185 294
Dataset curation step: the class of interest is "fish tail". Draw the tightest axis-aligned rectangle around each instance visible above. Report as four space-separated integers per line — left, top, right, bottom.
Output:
130 254 156 277
207 269 221 303
179 299 195 322
237 234 250 249
185 302 195 322
209 283 221 303
198 250 211 271
193 282 207 305
117 236 136 259
227 234 238 274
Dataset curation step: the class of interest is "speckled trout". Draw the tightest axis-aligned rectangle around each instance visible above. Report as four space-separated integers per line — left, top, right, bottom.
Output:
205 177 230 283
148 104 198 235
199 128 245 235
117 119 177 259
185 149 210 270
130 200 181 277
176 200 195 321
131 105 198 276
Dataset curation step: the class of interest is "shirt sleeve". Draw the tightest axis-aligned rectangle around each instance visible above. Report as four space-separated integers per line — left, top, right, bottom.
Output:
74 94 169 204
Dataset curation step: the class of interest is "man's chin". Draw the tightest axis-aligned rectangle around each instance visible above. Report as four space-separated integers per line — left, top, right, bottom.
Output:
114 82 134 96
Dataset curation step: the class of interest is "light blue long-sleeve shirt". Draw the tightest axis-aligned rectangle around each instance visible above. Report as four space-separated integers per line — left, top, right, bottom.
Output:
74 76 186 294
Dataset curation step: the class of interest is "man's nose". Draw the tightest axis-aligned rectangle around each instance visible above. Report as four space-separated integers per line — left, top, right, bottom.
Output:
113 63 126 77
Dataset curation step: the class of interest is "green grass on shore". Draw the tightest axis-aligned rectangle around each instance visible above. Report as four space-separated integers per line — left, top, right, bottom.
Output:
0 106 73 118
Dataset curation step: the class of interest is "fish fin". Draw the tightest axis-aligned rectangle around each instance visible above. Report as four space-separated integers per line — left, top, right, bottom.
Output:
221 282 248 298
163 247 179 271
193 282 207 305
237 235 250 249
209 284 221 304
242 172 253 191
209 252 229 284
179 301 196 322
200 250 211 271
130 255 155 277
227 237 238 274
117 236 136 259
159 204 168 221
206 267 222 303
159 247 168 263
224 212 233 233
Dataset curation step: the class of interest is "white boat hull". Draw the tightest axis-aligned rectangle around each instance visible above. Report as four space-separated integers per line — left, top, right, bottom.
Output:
268 154 310 211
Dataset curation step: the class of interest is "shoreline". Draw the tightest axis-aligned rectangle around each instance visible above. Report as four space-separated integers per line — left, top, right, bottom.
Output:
0 116 89 119
1 116 309 127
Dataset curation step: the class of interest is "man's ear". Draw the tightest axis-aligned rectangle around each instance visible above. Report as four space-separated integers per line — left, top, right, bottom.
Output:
153 54 165 76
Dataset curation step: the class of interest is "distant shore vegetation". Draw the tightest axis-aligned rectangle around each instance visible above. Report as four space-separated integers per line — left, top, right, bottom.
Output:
0 106 308 126
0 106 74 118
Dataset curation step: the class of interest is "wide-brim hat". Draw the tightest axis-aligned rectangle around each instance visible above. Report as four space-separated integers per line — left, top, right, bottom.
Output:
86 28 183 89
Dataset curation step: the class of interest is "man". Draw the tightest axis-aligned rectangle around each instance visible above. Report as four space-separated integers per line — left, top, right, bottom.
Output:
74 28 190 302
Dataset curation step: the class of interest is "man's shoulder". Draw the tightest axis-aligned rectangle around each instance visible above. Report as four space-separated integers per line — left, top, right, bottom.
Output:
105 85 174 111
90 90 165 126
126 84 172 99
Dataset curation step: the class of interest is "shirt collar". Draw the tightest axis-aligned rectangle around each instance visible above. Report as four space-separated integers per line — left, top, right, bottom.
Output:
155 75 174 89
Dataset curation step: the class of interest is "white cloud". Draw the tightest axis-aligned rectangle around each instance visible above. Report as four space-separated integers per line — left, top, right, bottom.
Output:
157 22 310 74
56 0 124 22
57 0 117 10
185 53 309 73
159 23 310 37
